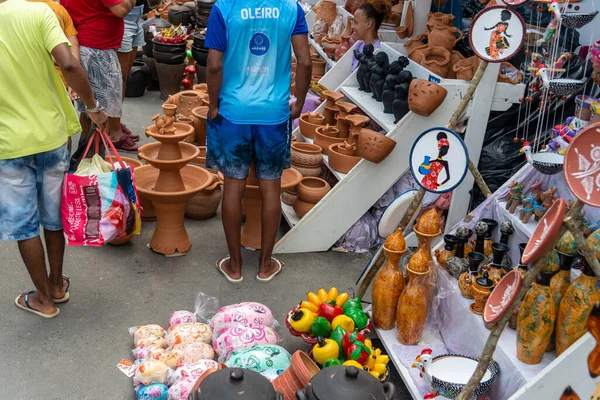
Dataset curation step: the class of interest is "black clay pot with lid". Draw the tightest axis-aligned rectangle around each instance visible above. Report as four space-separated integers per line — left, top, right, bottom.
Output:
296 366 396 400
193 368 283 400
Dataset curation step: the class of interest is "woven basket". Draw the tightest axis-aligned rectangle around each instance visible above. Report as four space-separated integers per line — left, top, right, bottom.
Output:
292 164 321 177
273 351 319 400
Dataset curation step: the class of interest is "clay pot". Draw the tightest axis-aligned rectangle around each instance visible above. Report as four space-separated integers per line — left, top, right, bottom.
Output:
193 146 207 166
408 44 428 64
165 90 209 107
334 36 352 61
314 126 344 155
420 46 451 78
408 79 448 117
293 199 314 218
155 62 186 100
322 36 341 57
404 34 427 55
292 164 321 177
319 0 338 25
296 177 331 204
178 91 203 118
357 129 396 163
312 59 326 77
281 191 297 206
345 114 370 145
427 11 455 26
328 143 361 174
191 106 209 146
426 23 463 51
176 115 196 143
299 113 326 139
395 1 413 38
273 351 319 400
323 90 345 125
447 50 465 79
335 101 358 138
186 173 223 219
291 142 323 168
453 56 479 81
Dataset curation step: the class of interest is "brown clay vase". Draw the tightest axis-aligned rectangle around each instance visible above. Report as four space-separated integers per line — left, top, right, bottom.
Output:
408 79 448 117
396 266 430 345
328 143 361 174
178 91 203 117
345 114 370 145
357 129 396 163
395 1 413 39
296 177 331 204
426 23 463 51
447 50 465 79
191 106 208 146
155 61 186 100
315 125 344 155
334 36 352 61
408 44 428 64
373 228 407 330
291 142 323 168
322 90 345 125
299 113 326 139
405 34 427 55
420 46 451 78
312 59 327 76
319 0 338 26
273 351 319 400
427 11 455 26
185 172 223 219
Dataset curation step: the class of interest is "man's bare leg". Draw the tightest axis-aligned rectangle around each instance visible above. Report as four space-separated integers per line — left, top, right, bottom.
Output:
16 237 57 315
220 177 246 280
257 178 281 278
44 229 68 300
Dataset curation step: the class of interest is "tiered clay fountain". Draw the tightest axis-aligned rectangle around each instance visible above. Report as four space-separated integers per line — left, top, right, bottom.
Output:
135 103 212 255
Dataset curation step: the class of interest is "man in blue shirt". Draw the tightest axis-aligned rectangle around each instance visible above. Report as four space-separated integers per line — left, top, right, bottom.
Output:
205 0 311 284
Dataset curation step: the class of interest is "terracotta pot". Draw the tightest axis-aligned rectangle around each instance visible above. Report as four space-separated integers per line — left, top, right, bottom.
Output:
453 56 479 80
191 106 209 146
396 267 430 345
281 191 297 206
186 173 223 219
299 113 326 139
328 143 361 174
296 177 331 204
273 351 319 400
426 23 463 51
447 50 465 79
373 241 407 330
420 46 451 78
335 101 357 138
335 141 356 156
155 61 186 100
178 91 203 118
322 36 341 57
408 44 428 64
175 115 196 143
404 34 427 55
319 0 338 25
312 59 326 76
291 142 323 167
427 11 455 26
314 126 344 155
293 198 314 218
334 36 352 61
357 129 396 163
292 164 321 177
408 79 448 117
395 1 413 38
164 90 208 107
192 145 207 166
323 90 345 125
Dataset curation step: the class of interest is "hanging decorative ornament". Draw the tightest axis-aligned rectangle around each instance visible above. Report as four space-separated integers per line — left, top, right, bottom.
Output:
536 67 587 97
519 141 564 175
469 6 526 63
549 1 598 29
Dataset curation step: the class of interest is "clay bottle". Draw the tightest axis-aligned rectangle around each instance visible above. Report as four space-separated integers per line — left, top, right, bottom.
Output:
372 228 407 330
516 271 556 365
556 256 600 355
396 266 430 345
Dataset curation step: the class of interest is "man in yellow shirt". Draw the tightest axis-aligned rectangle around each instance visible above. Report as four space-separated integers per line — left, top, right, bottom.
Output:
0 0 107 318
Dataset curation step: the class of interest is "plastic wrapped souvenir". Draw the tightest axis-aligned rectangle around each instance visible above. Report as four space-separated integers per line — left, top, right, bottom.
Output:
261 368 285 382
171 342 215 364
136 383 169 400
145 348 181 369
169 359 218 384
225 344 291 373
166 323 212 346
168 377 197 400
133 360 170 387
133 345 158 360
169 310 197 327
130 325 166 348
136 336 167 349
211 302 275 331
213 324 279 360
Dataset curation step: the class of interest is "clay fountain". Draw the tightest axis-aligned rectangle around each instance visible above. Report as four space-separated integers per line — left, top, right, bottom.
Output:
135 103 212 255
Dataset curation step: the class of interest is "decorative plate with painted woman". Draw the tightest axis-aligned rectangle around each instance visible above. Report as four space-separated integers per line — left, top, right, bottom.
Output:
485 9 513 59
469 6 525 63
420 132 451 191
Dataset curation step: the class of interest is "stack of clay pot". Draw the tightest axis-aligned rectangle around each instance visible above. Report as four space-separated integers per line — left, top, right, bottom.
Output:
404 12 464 79
293 177 331 218
290 142 323 178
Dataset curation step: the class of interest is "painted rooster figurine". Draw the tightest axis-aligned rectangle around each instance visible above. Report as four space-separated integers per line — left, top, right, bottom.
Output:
412 348 434 384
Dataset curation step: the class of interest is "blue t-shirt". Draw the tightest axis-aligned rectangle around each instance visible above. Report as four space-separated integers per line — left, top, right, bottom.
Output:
205 0 308 125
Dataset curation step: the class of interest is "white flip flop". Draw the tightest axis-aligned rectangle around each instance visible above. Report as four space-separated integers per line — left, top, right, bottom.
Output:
256 257 285 283
15 291 60 319
216 256 243 284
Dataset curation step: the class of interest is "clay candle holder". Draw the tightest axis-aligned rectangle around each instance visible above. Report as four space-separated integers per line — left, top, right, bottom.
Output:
335 101 358 138
314 125 344 155
136 105 213 255
299 112 326 139
408 79 448 117
345 114 370 145
357 129 396 163
329 142 362 174
322 90 345 125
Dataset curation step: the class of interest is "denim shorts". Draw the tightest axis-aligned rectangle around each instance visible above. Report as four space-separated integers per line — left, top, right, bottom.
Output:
119 5 145 53
206 114 292 180
0 144 70 241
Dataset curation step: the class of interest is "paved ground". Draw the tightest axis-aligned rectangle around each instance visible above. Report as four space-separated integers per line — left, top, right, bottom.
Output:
0 90 411 399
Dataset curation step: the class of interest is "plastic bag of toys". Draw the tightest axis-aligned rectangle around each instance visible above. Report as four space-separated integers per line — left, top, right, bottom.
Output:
168 359 218 384
168 377 197 400
165 323 213 347
225 344 291 373
169 310 197 327
130 325 166 348
135 383 169 400
133 360 170 387
213 323 279 361
171 342 215 364
211 302 276 332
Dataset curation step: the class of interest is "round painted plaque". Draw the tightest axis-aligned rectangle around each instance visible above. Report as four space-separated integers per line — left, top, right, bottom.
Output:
521 198 566 265
470 6 526 63
564 122 600 206
484 269 521 324
409 127 469 194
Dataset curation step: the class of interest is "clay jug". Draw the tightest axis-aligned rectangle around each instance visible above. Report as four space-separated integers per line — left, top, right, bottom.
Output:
405 34 427 55
322 36 341 57
426 23 463 51
396 266 430 345
588 303 600 378
408 79 448 117
408 44 428 64
427 11 455 26
420 47 451 78
373 228 407 330
556 257 600 355
334 36 352 62
447 50 464 79
517 271 556 365
319 1 337 26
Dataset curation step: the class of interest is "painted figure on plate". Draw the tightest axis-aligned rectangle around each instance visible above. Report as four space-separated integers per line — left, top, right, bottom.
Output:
420 132 451 191
485 10 513 60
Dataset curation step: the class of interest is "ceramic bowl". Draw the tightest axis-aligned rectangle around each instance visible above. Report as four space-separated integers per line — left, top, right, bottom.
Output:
296 177 330 204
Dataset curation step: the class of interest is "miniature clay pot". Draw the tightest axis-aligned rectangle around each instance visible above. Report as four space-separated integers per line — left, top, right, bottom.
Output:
395 1 413 39
408 79 448 117
314 126 344 155
357 129 397 163
322 36 341 57
312 59 326 77
186 173 223 219
453 56 480 81
427 11 455 26
178 91 203 117
420 46 451 78
293 198 314 218
408 44 428 64
335 141 356 156
405 34 427 55
297 177 331 204
447 50 465 79
290 142 323 167
319 0 337 25
426 23 463 51
323 90 345 125
328 143 362 174
299 113 326 139
191 106 208 146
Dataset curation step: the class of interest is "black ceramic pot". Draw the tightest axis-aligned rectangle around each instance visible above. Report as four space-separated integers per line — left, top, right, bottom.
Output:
191 368 283 400
481 218 498 240
296 366 395 400
142 16 171 34
153 50 186 64
152 40 186 54
491 242 509 266
168 4 192 26
193 31 206 49
468 251 484 274
443 234 458 252
191 45 209 66
125 61 150 97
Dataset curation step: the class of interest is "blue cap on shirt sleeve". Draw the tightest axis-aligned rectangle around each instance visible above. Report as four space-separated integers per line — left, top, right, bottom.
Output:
292 3 308 36
205 4 227 52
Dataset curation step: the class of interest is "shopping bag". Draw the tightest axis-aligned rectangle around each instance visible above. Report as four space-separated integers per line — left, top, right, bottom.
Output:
61 129 142 246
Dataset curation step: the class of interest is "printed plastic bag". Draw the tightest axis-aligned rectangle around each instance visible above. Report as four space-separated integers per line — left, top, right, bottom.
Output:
225 344 291 373
136 383 169 400
168 377 197 400
166 323 213 347
213 323 279 361
130 325 166 348
168 359 218 384
171 342 215 364
133 360 170 387
169 310 197 327
211 302 276 331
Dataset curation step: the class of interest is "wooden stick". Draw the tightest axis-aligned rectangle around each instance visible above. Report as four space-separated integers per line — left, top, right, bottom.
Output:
456 200 585 400
469 158 493 198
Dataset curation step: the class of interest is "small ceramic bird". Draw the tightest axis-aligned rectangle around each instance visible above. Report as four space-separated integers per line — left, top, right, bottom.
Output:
536 67 586 97
520 141 564 175
412 348 434 385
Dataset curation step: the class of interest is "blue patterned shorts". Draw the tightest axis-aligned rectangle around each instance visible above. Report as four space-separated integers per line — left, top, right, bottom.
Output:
0 144 69 241
206 114 291 180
